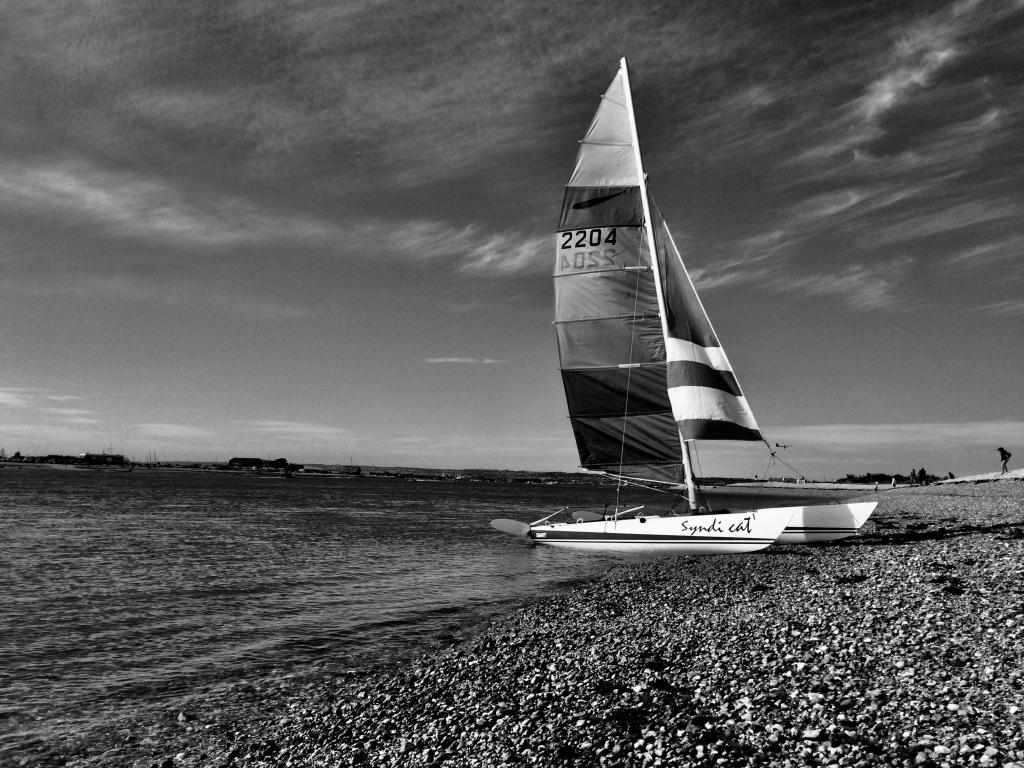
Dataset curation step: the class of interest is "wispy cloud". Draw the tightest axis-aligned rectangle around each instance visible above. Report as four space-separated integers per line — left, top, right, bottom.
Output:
0 159 339 250
367 430 572 463
685 0 1023 317
0 389 34 408
135 424 217 440
861 200 1023 249
771 257 915 311
0 388 87 410
359 221 547 276
1 156 549 281
797 10 961 162
691 245 913 311
238 420 354 444
45 409 100 428
972 299 1024 316
2 270 313 320
788 189 869 223
948 235 1024 266
425 357 507 365
0 423 105 446
688 231 787 291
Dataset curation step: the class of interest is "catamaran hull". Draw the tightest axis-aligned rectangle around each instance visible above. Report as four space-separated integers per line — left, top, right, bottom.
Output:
528 509 792 555
774 501 877 544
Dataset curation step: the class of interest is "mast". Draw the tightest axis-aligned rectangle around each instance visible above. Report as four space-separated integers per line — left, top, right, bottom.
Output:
619 57 699 510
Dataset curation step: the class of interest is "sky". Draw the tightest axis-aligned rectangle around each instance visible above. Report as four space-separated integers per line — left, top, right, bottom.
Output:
1 0 1022 478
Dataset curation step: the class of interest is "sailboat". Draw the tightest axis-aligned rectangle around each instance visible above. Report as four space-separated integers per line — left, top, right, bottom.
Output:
491 59 875 554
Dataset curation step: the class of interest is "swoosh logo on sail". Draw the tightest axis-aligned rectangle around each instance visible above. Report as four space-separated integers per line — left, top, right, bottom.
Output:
572 190 627 209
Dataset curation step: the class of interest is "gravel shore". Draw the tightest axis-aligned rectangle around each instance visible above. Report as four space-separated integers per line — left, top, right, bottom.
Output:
44 481 1024 767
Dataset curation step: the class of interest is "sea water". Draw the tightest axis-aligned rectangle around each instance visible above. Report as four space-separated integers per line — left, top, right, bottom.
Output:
0 468 667 761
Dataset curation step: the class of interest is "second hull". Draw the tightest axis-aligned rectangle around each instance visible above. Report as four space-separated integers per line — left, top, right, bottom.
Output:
774 501 877 544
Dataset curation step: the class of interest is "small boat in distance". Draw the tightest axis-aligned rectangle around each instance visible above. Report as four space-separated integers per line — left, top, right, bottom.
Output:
491 58 875 553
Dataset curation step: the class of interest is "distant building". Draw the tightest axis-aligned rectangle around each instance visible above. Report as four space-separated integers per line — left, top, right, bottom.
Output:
228 457 264 470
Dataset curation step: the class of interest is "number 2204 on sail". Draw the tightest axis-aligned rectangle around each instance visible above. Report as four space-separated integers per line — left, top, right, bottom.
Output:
559 228 617 249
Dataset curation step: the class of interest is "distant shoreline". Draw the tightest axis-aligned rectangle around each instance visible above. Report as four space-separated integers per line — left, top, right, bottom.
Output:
4 460 1021 488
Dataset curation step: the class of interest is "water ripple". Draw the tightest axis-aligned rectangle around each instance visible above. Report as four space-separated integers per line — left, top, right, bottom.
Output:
0 469 654 759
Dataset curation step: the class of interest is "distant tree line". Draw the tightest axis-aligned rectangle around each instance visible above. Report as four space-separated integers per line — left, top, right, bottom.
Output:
842 471 947 485
227 457 304 472
2 452 127 466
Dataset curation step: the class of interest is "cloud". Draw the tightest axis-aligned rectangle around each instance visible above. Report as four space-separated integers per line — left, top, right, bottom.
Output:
972 299 1024 316
135 423 217 440
0 159 340 250
861 200 1023 249
44 408 95 416
788 190 869 224
0 155 549 281
948 235 1024 266
0 423 105 446
367 430 571 463
794 10 962 162
425 357 507 365
360 221 548 277
688 231 788 291
45 408 99 425
3 270 313 320
771 257 915 311
238 420 354 444
691 243 913 311
0 389 34 408
856 32 956 124
0 388 88 410
461 235 550 276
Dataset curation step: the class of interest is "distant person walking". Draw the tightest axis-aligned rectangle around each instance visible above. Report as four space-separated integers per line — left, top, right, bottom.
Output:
998 447 1012 473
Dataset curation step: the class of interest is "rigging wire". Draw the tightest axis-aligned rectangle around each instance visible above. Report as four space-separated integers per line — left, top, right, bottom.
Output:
613 232 647 514
760 438 807 482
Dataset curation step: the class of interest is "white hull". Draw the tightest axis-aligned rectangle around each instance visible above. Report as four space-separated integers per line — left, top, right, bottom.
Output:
774 501 876 544
528 509 792 555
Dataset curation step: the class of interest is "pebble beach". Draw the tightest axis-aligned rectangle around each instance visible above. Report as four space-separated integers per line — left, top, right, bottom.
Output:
30 479 1024 768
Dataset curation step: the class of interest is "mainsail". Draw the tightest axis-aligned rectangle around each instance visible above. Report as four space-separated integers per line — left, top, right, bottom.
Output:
554 59 761 484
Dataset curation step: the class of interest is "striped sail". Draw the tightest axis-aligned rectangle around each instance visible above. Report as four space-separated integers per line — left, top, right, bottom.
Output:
650 198 762 441
554 61 760 479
